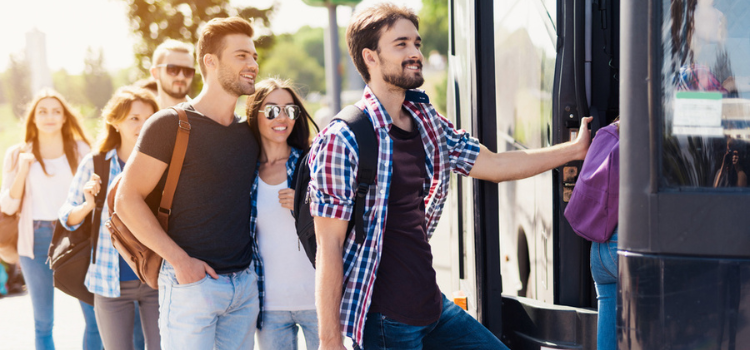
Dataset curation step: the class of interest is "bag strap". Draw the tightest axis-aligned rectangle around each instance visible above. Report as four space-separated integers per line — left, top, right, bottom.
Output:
90 153 111 262
157 107 191 231
335 105 377 245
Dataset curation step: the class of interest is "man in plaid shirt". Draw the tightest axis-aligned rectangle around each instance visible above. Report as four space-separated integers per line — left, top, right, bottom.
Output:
310 3 593 350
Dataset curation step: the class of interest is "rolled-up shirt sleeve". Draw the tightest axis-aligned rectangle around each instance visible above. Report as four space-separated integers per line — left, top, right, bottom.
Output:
436 111 481 176
58 154 95 231
308 122 358 221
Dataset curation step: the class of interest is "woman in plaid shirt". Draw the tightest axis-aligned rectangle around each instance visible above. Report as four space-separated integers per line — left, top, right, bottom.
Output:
59 87 161 350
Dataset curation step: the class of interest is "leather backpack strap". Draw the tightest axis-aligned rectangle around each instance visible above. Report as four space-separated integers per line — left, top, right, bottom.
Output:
157 107 191 231
90 153 111 262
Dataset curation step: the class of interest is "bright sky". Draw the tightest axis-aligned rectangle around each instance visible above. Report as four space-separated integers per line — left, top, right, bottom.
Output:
0 0 422 74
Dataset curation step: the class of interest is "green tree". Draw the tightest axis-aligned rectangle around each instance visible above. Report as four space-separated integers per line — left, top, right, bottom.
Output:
259 40 325 95
122 0 276 75
83 48 114 113
5 54 31 118
52 69 88 107
419 0 449 56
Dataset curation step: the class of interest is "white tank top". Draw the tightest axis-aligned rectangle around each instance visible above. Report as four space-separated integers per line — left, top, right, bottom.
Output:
28 155 74 221
256 177 316 311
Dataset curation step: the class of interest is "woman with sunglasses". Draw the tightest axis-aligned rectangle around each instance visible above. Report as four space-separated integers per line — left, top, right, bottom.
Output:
59 87 161 350
1 89 99 349
245 78 319 350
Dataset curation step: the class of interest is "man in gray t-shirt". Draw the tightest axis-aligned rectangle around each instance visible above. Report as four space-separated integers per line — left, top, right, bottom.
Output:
116 17 263 349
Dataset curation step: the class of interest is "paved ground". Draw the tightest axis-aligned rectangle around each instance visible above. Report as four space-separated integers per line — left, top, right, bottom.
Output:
0 218 452 350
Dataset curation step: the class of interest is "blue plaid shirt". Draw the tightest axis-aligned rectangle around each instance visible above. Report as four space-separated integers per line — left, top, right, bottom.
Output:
249 147 302 329
308 87 481 346
58 149 124 298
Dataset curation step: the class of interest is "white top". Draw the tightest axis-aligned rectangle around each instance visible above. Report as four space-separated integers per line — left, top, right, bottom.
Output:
256 177 316 311
1 141 90 259
28 155 74 220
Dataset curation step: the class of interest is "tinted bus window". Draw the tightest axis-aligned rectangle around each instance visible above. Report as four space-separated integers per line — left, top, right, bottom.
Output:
661 0 750 188
494 0 557 150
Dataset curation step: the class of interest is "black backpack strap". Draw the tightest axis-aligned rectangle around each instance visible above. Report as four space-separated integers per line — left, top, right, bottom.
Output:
90 153 111 262
335 105 377 245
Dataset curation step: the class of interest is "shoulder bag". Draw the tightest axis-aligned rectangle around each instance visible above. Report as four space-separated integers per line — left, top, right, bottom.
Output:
105 106 190 289
48 153 110 305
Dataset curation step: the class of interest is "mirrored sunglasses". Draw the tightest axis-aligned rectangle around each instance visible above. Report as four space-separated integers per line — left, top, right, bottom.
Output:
155 64 195 78
262 104 301 121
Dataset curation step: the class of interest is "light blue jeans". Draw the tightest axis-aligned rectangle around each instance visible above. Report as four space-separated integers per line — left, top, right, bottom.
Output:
20 221 102 350
158 260 259 350
358 293 510 350
256 310 319 350
590 229 619 350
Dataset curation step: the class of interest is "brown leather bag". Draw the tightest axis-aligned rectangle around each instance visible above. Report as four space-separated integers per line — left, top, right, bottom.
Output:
105 107 190 289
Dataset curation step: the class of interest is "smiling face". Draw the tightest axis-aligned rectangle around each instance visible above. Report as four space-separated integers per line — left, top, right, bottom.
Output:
113 100 155 146
215 34 259 97
373 18 424 90
257 88 296 147
33 97 66 136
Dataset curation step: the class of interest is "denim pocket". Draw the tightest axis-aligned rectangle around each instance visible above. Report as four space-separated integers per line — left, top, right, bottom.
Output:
173 274 209 288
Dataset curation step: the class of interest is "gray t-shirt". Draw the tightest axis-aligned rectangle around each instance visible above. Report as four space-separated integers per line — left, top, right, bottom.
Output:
136 103 259 274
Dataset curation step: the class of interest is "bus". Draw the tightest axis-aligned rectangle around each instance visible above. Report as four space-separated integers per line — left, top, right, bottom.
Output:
444 0 750 349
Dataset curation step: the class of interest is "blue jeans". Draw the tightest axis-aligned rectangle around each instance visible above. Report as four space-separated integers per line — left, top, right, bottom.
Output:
19 221 104 350
80 301 103 350
590 229 619 350
158 260 260 349
19 221 56 350
357 293 509 350
256 310 319 350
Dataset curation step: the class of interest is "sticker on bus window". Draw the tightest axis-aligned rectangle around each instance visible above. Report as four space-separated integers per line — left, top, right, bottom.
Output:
673 91 723 136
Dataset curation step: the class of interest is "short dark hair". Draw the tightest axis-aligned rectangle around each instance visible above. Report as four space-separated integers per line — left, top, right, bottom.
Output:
346 3 419 82
245 78 318 152
196 17 254 78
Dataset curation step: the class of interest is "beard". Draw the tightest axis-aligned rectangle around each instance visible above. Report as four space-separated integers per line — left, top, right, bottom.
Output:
217 62 255 96
160 78 190 99
380 58 424 90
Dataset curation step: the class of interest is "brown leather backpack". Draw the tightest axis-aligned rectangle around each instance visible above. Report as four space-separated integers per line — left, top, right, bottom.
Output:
105 107 190 289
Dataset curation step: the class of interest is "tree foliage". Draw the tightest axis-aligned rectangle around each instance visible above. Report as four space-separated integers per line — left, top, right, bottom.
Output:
259 40 325 95
6 55 31 118
52 69 88 107
83 48 114 113
419 0 449 56
122 0 276 74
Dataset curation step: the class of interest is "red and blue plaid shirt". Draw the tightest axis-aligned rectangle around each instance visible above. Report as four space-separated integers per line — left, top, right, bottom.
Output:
308 86 481 346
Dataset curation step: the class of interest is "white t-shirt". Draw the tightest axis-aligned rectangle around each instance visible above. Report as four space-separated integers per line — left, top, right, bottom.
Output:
256 177 316 311
28 155 74 221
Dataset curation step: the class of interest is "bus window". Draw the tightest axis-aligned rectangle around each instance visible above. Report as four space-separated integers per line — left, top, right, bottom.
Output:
661 0 750 188
494 0 557 151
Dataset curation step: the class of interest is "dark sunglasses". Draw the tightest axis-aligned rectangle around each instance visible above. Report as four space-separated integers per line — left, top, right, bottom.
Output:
262 104 301 120
155 64 195 78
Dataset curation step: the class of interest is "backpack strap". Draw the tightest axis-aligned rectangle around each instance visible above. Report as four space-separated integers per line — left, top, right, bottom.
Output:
335 105 377 245
157 107 191 231
90 153 111 262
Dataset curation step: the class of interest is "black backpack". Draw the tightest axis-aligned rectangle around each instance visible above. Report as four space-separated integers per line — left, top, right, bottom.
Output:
292 105 377 267
48 153 110 305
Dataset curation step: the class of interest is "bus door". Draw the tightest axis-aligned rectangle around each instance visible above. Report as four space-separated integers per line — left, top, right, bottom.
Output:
447 0 620 349
621 0 750 348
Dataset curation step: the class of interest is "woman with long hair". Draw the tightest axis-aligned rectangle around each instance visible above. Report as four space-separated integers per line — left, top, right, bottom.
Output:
246 78 319 350
0 89 99 349
59 86 161 350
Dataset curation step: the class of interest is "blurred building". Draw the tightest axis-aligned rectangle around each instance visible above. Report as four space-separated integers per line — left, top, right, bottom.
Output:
25 28 53 95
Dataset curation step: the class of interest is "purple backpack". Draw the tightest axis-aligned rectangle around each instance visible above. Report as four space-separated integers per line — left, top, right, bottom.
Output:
564 122 619 243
